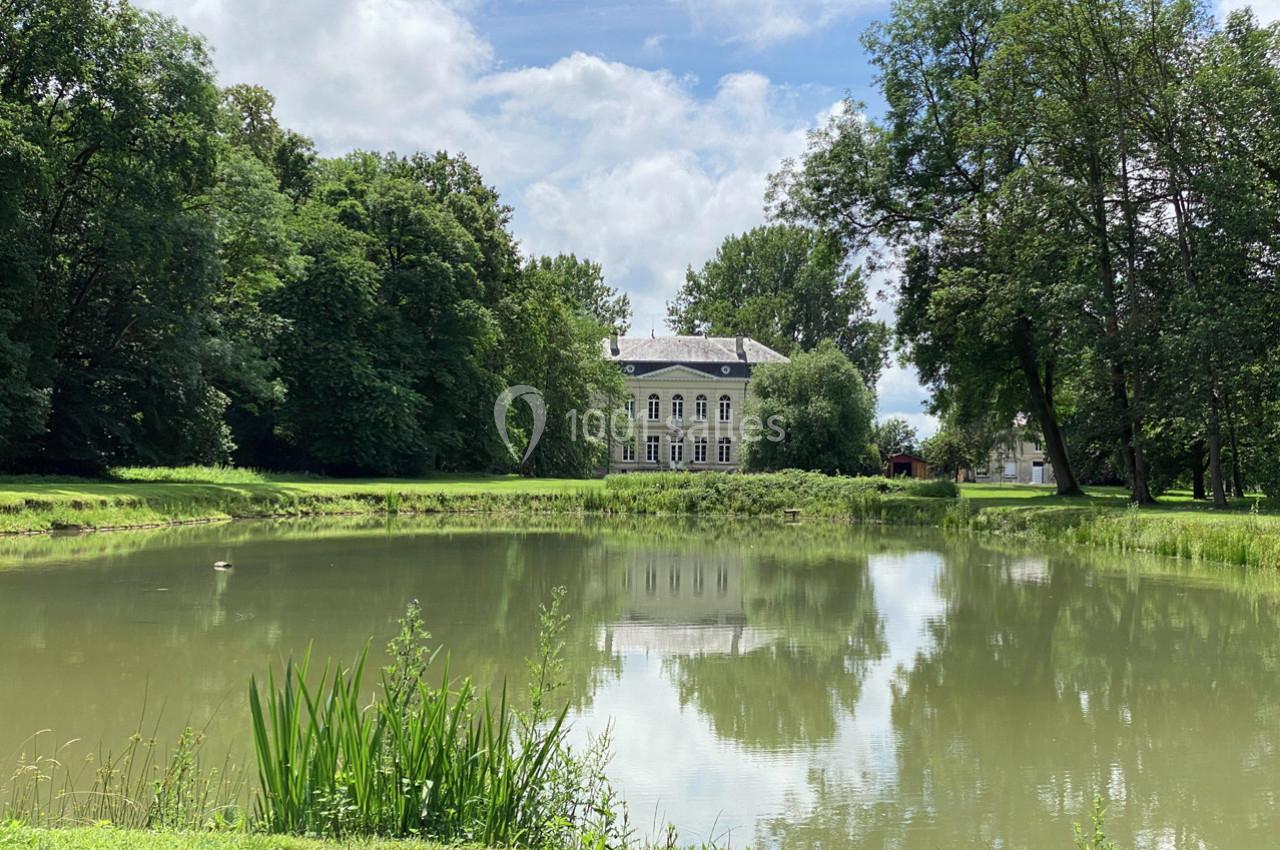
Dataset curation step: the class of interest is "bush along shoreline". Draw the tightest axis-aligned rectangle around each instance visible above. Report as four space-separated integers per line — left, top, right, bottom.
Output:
2 467 1279 570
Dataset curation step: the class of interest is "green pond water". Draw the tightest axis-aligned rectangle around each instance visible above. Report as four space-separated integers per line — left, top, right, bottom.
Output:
1 517 1278 849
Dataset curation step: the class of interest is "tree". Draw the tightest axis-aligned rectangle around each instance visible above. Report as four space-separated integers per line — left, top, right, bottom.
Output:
526 254 631 332
921 416 1001 481
667 225 889 386
742 341 875 474
219 84 317 202
769 0 1088 497
1 1 228 472
204 146 301 464
497 258 627 477
873 417 918 460
272 153 503 474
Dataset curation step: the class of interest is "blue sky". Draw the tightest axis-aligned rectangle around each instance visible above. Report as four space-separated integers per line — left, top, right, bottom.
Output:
135 0 959 435
135 0 1274 438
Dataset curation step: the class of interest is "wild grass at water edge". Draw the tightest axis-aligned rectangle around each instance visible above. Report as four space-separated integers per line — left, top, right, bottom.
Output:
0 471 955 535
942 497 1280 570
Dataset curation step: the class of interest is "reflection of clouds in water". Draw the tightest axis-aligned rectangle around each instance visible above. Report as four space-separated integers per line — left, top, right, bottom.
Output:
1007 556 1050 585
568 652 818 846
802 551 946 804
566 549 948 847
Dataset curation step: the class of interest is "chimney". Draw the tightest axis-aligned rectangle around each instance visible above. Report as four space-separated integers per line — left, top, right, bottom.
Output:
735 335 746 360
609 331 620 356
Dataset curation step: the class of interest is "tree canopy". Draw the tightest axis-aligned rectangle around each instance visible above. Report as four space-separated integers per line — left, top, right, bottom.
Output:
0 1 628 477
743 341 876 474
770 0 1280 502
667 225 890 386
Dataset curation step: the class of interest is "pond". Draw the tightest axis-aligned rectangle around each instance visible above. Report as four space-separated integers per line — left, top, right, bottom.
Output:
1 517 1278 849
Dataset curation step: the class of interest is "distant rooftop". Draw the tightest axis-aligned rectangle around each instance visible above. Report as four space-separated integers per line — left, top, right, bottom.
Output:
603 334 789 364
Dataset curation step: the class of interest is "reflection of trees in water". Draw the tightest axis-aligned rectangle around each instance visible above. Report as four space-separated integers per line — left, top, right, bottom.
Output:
665 549 887 752
0 527 628 765
760 541 1280 850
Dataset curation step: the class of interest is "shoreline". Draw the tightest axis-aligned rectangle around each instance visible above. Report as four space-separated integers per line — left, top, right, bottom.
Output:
0 470 1276 570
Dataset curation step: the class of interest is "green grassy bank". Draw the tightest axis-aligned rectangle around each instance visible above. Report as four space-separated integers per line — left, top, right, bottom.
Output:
0 467 952 534
1 466 1278 569
0 825 456 850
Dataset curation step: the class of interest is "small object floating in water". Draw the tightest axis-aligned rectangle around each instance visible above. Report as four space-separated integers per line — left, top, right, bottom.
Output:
213 560 233 571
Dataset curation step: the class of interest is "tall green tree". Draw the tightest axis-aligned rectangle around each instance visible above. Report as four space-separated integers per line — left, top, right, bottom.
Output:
527 254 631 332
742 340 876 474
1 0 227 471
873 417 919 460
497 258 627 477
667 225 889 385
272 154 501 474
771 0 1088 495
771 0 1280 501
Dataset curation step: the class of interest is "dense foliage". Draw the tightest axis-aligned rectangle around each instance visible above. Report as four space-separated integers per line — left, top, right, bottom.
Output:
741 341 877 474
0 1 624 477
771 0 1280 503
666 224 890 386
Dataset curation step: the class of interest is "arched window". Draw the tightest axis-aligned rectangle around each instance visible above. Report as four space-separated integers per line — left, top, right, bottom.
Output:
671 394 684 420
647 393 660 421
694 394 708 421
718 394 731 422
717 436 732 463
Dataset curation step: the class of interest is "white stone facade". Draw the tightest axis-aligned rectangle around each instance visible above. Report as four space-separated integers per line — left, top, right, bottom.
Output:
603 335 788 473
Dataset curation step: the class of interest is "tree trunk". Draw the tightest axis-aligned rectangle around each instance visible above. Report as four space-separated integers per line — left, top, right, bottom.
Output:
1015 330 1082 496
1168 180 1225 507
1086 149 1151 504
1224 392 1245 497
1204 355 1228 508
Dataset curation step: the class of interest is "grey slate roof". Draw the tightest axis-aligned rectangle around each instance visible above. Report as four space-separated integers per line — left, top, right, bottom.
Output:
602 335 789 364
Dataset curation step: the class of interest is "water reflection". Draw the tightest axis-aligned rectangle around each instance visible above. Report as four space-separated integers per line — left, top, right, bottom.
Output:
2 518 1278 848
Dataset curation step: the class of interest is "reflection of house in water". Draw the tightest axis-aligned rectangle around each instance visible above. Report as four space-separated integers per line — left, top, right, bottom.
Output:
596 550 775 656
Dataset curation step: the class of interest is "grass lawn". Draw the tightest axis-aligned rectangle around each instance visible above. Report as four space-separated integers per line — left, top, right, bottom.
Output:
0 825 461 850
0 468 604 534
959 481 1272 518
1 466 1278 569
0 468 599 506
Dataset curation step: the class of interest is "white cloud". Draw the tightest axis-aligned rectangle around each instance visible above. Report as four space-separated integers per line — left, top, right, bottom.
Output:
138 0 932 407
876 363 937 437
671 0 878 48
148 0 493 151
1218 0 1280 22
139 0 816 330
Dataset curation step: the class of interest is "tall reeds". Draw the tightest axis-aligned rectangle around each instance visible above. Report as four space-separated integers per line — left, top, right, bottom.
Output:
249 595 627 845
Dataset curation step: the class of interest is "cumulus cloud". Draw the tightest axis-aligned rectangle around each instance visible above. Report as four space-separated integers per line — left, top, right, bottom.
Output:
671 0 877 48
137 0 931 416
138 0 815 327
876 364 937 437
477 60 808 322
1218 0 1280 22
